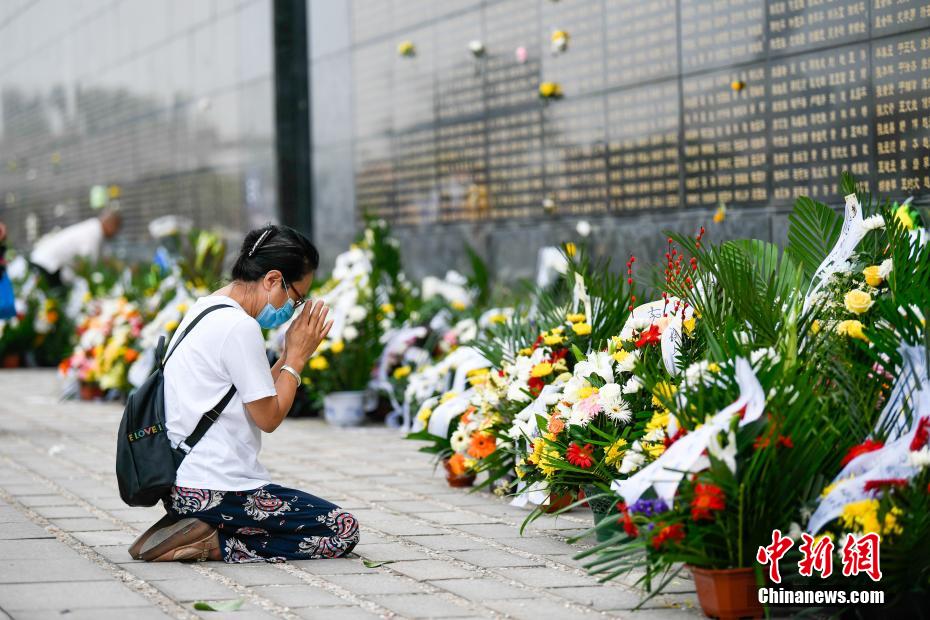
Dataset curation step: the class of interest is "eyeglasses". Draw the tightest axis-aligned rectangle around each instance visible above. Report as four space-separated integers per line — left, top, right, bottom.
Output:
281 278 309 309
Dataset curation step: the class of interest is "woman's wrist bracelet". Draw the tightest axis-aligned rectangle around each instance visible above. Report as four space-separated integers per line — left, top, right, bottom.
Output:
280 365 301 385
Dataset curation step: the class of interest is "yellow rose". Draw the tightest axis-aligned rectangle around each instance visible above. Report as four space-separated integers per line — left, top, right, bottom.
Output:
564 242 576 257
309 356 329 370
572 322 592 336
844 290 873 315
392 365 412 379
530 362 553 378
836 319 868 342
566 313 586 323
862 266 883 287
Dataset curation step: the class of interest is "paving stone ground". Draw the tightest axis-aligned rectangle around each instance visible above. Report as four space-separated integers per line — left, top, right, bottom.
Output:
0 370 701 619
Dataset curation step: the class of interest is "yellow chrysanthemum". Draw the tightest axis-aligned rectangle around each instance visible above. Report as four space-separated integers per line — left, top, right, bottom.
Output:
331 340 345 354
440 391 458 404
566 313 586 323
380 303 395 315
544 335 564 346
840 499 903 536
539 448 561 477
392 365 412 379
531 362 553 378
529 437 545 465
309 356 329 370
605 438 628 466
164 320 179 333
645 442 666 458
707 362 721 373
572 322 592 336
895 204 915 230
417 406 433 425
518 347 534 356
645 410 671 434
651 382 677 408
811 319 822 335
488 313 508 324
613 349 630 364
683 318 697 334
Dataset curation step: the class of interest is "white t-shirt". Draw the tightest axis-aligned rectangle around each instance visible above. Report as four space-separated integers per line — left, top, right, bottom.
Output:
164 295 277 491
30 218 104 273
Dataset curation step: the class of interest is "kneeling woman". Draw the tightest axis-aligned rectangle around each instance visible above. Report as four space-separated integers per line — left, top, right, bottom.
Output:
129 225 359 562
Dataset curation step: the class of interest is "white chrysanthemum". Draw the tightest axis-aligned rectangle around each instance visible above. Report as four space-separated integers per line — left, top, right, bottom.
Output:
598 383 631 423
347 305 367 323
878 258 893 279
621 376 642 394
567 406 592 428
343 326 359 342
862 214 885 231
749 347 779 367
450 428 469 453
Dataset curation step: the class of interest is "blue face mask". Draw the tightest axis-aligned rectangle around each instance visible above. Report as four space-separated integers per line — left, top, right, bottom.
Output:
256 278 296 329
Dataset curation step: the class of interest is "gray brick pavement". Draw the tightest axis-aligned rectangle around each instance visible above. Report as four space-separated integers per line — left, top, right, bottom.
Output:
0 370 699 619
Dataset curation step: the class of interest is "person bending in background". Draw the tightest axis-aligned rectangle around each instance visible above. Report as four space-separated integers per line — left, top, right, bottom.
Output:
128 224 360 562
29 208 122 287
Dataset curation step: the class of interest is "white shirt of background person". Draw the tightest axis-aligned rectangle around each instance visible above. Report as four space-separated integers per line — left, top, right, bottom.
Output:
30 217 104 274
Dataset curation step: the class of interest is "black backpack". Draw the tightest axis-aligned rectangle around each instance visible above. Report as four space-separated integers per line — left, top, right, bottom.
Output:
116 305 237 506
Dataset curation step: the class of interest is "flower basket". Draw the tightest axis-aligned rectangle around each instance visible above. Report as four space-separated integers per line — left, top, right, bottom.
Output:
442 457 476 487
323 391 366 427
542 491 574 513
79 381 104 401
1 353 21 368
689 566 763 620
584 485 619 542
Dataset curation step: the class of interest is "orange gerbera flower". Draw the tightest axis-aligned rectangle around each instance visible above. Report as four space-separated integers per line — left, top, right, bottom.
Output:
547 416 565 434
468 432 496 459
123 349 140 363
447 453 468 476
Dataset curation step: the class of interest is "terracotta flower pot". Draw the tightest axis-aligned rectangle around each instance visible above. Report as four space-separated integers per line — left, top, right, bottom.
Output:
542 491 574 513
1 353 21 368
442 458 476 487
690 566 764 620
79 382 103 401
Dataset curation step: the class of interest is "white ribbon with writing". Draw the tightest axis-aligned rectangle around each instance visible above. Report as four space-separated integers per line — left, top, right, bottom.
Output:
426 390 474 438
804 193 866 313
612 357 766 505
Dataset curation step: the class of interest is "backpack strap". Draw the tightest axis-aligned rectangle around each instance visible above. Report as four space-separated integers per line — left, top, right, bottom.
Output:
162 304 240 455
161 304 234 368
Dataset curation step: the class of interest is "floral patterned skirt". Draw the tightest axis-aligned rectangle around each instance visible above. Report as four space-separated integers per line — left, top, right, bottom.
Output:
164 484 360 563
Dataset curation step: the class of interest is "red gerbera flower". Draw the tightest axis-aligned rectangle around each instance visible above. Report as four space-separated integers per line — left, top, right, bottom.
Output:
841 438 885 466
863 478 908 493
566 443 595 469
528 376 545 397
635 324 662 348
550 348 568 362
910 417 930 452
690 483 725 521
652 523 685 549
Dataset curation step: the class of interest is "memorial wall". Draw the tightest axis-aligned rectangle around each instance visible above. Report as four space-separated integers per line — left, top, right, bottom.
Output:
310 0 930 279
